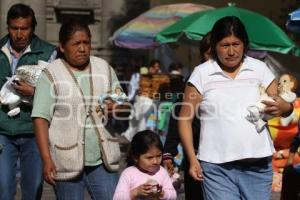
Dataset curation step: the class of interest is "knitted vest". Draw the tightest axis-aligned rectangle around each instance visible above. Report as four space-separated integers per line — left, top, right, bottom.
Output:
44 56 112 180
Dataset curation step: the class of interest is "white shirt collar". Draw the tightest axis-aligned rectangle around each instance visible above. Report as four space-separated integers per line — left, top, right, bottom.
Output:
6 40 31 56
208 56 255 77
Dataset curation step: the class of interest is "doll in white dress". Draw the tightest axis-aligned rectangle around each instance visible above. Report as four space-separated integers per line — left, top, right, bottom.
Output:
247 74 297 132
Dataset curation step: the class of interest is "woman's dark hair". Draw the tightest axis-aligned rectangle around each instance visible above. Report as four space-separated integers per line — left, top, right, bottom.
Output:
7 4 37 31
59 19 91 46
210 16 249 60
168 62 183 73
199 32 211 63
149 59 161 67
127 130 163 166
57 19 91 58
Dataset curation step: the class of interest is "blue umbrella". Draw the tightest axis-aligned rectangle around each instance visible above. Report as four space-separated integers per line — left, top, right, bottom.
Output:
289 8 300 20
286 8 300 33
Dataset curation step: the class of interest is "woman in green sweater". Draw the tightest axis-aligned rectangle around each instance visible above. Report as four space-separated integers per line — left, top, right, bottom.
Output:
32 20 122 200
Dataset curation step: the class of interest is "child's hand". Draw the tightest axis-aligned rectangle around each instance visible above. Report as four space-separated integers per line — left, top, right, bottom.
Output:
158 187 165 199
130 183 153 199
149 184 163 200
156 185 164 198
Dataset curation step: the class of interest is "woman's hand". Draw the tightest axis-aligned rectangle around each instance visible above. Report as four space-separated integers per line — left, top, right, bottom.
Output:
113 102 132 118
33 118 55 185
189 159 204 181
102 100 131 118
265 80 293 117
43 158 57 185
262 96 293 117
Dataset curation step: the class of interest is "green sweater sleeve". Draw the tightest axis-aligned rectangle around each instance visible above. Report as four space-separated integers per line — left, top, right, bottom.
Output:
31 71 55 122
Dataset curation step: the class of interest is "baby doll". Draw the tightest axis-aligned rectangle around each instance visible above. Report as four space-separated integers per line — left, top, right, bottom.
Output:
97 86 128 118
246 74 297 132
246 85 273 132
0 60 48 117
278 74 298 126
99 87 127 105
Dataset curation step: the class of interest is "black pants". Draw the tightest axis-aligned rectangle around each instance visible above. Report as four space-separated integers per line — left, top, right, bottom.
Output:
183 157 204 200
281 165 300 200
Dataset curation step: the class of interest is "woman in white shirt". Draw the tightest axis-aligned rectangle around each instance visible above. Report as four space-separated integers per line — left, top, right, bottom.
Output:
178 16 293 200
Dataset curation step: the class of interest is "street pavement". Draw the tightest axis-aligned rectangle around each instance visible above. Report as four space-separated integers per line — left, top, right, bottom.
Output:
15 148 281 199
15 182 185 199
14 145 281 199
15 182 280 200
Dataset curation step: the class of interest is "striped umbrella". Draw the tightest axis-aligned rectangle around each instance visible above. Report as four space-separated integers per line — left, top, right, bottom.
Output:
110 3 213 49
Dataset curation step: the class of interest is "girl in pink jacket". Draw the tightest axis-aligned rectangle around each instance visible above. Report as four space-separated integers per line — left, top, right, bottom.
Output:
113 130 177 200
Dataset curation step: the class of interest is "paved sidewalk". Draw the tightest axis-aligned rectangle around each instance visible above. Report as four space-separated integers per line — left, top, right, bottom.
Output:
15 182 280 200
16 182 185 199
14 146 281 200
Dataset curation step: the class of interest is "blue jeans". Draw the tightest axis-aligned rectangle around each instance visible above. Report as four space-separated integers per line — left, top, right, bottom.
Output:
0 134 43 200
55 164 118 200
200 157 273 200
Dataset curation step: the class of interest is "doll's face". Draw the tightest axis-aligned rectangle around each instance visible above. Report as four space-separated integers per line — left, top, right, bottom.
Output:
278 74 294 93
115 87 122 95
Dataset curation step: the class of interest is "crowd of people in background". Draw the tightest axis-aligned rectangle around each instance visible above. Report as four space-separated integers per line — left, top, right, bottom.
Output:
1 3 300 200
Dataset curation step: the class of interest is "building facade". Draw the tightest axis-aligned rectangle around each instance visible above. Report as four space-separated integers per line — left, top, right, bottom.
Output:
0 0 137 62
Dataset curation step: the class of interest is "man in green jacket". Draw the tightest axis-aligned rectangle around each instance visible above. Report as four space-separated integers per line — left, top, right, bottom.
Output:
0 4 56 200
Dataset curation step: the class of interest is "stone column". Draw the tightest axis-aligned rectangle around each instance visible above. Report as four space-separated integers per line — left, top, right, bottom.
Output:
29 0 46 39
99 0 124 61
0 0 46 39
101 0 123 47
1 0 18 37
